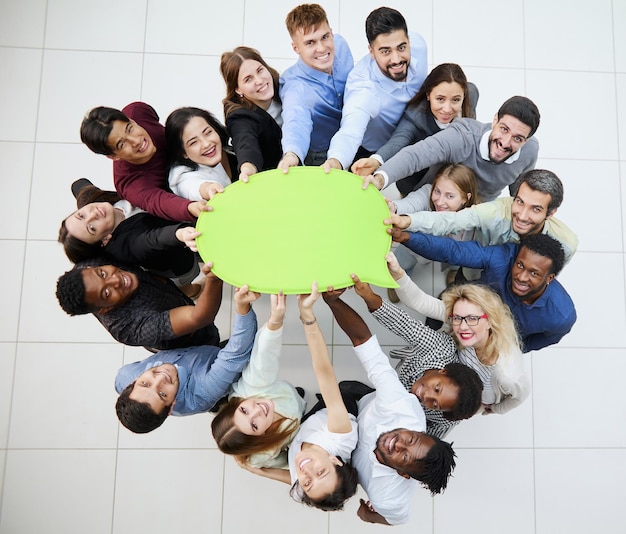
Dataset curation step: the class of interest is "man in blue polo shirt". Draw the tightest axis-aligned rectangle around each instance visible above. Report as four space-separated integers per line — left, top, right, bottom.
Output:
278 3 353 169
392 230 576 352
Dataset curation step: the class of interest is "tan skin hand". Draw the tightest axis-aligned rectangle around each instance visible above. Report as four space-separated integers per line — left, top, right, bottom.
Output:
234 284 261 315
187 200 211 218
199 182 224 201
350 274 382 312
277 152 300 174
385 251 406 281
175 227 201 252
361 174 385 190
238 162 258 183
321 158 343 173
383 213 411 229
351 157 381 176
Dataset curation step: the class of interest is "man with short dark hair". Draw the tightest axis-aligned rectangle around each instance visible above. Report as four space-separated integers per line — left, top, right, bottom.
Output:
55 261 221 350
354 95 541 201
323 284 455 525
115 286 258 434
392 231 576 352
389 168 578 263
80 102 204 221
323 7 427 170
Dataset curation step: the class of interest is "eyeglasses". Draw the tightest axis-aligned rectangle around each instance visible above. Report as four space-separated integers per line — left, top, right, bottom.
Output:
447 314 488 326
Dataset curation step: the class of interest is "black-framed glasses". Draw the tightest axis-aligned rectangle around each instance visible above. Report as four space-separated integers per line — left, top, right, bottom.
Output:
447 314 488 326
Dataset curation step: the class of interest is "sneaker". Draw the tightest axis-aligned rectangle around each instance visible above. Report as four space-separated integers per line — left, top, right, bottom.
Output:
387 287 400 303
71 178 94 199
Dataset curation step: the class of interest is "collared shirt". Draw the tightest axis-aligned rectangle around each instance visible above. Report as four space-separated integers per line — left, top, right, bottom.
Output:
376 118 539 202
371 300 460 439
351 336 426 525
405 196 579 264
403 232 577 352
327 32 427 169
279 34 354 162
114 308 257 415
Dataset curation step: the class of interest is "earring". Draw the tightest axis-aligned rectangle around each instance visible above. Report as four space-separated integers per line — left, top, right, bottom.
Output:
236 92 243 98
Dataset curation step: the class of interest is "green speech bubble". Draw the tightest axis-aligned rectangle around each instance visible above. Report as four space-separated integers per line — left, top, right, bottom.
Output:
195 167 397 294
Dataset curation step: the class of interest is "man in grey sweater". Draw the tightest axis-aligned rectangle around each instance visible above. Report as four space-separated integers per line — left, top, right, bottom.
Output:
354 96 540 202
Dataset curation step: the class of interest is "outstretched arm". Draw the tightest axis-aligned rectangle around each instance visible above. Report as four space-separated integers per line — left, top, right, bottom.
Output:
322 280 372 347
169 262 223 336
298 283 352 434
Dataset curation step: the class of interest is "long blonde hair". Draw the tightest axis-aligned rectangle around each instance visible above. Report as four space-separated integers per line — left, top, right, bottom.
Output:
442 284 520 366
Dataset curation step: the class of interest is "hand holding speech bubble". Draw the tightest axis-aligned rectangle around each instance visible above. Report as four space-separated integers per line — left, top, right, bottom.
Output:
195 167 397 294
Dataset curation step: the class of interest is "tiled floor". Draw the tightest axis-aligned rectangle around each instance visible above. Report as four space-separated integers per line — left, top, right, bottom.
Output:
0 0 624 533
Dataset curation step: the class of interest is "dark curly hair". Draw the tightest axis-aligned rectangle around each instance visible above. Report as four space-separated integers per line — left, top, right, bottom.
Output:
442 362 483 421
55 265 91 315
519 233 565 275
115 382 171 434
406 436 456 495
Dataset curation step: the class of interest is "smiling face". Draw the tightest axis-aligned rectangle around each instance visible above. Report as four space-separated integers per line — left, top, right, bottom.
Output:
428 81 464 124
431 176 470 212
450 299 491 351
294 444 343 500
106 119 156 165
488 114 531 163
368 29 410 81
411 369 460 412
130 364 179 414
233 397 276 435
511 182 554 236
64 202 117 244
374 429 434 477
291 22 335 73
510 247 555 304
81 265 139 313
236 59 275 109
181 116 223 167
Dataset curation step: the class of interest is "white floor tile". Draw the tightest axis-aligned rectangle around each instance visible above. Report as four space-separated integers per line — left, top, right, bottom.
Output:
524 0 614 71
113 449 224 532
242 0 298 58
37 50 144 143
435 449 535 534
9 342 122 448
0 344 16 448
535 449 626 533
533 347 626 447
527 70 618 161
0 143 34 240
0 0 46 48
0 241 25 342
0 48 42 142
45 0 147 51
615 1 626 72
0 449 116 534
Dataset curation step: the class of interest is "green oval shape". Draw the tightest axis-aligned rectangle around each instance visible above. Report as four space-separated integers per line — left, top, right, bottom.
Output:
196 167 397 294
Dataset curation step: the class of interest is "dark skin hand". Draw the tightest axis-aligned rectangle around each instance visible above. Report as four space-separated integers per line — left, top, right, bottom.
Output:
388 226 410 244
351 274 383 313
357 499 390 525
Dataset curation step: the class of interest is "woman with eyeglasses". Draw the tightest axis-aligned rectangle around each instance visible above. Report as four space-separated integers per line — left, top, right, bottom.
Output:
386 252 528 415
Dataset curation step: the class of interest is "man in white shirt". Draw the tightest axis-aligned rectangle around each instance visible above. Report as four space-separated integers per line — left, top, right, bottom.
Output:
323 279 455 525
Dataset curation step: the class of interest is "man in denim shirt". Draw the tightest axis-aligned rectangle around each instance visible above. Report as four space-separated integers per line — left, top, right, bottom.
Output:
114 286 259 434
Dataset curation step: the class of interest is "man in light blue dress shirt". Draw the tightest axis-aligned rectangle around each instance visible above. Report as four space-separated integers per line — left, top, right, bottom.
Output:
278 4 354 169
324 7 427 171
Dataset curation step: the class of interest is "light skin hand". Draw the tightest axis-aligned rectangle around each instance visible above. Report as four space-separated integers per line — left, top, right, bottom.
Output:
175 227 201 252
277 152 299 174
383 213 411 229
297 281 320 321
385 197 397 214
268 292 286 330
351 157 381 176
187 201 211 218
238 162 258 183
385 251 406 281
234 284 261 315
199 182 224 201
361 173 384 190
321 158 343 173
